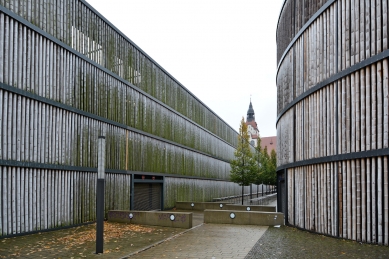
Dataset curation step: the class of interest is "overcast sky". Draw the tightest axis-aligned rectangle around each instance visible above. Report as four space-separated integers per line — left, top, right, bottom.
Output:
85 0 284 137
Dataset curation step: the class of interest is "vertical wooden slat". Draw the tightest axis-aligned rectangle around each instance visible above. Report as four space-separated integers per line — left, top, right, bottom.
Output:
361 69 366 152
352 159 356 240
341 161 346 238
16 167 21 234
367 158 371 243
27 168 32 232
32 168 37 231
372 157 376 243
22 168 28 234
0 90 3 159
356 159 361 241
64 170 69 225
361 158 366 242
384 156 389 245
346 160 351 239
3 167 8 235
366 66 371 151
378 157 383 244
0 12 4 84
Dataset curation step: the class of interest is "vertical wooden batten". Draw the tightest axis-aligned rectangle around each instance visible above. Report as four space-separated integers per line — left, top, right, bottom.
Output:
277 0 389 245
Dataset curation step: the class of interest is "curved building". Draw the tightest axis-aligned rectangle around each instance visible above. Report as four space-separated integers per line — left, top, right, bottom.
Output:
277 0 389 244
0 0 247 236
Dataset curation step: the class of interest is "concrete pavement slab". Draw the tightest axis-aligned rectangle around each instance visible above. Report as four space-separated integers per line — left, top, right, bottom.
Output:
123 224 268 259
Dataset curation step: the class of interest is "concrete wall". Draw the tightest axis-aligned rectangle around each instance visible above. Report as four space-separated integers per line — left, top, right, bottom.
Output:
108 210 192 229
176 202 276 212
175 202 233 210
224 205 276 212
204 210 284 226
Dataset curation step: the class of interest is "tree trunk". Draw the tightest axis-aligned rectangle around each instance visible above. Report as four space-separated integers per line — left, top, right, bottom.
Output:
241 185 244 205
250 184 252 200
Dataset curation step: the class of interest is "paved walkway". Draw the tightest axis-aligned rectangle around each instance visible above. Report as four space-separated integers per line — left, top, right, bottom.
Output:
4 198 387 258
122 224 268 259
0 199 277 259
119 200 277 258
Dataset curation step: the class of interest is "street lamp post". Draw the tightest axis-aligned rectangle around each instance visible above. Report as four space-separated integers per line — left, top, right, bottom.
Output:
96 136 106 254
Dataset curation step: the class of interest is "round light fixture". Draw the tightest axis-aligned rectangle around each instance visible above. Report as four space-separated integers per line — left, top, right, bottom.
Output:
230 212 236 219
129 213 134 219
170 214 175 221
219 204 223 208
191 203 195 207
246 207 251 211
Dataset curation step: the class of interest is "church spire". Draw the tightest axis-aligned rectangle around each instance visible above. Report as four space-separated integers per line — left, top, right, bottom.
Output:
246 100 255 122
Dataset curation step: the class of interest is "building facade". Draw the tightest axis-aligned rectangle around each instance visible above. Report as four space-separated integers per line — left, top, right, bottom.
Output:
277 0 389 245
260 136 276 156
0 0 246 237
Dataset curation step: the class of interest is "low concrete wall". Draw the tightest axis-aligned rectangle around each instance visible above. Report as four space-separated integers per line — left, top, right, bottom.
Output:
224 204 276 212
108 210 193 229
175 202 233 211
212 193 277 205
249 194 277 206
204 210 284 226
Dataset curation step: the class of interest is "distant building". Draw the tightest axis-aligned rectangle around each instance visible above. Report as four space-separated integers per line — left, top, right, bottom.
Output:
260 136 276 156
245 100 276 153
245 101 260 147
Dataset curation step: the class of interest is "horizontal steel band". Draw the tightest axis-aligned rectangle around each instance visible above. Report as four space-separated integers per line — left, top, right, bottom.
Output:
276 0 336 73
0 82 230 163
0 5 236 145
276 48 389 124
0 159 230 182
276 148 389 171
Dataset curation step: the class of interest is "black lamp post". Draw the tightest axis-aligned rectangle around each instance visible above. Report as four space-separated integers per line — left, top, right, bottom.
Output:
96 136 105 254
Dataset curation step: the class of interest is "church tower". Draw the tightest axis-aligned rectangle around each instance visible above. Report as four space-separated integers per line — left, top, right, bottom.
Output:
245 100 260 147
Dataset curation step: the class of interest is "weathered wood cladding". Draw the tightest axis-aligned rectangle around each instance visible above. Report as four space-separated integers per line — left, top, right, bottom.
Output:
0 0 237 146
277 0 328 63
0 88 232 176
164 177 251 209
287 159 389 245
287 164 338 237
0 9 236 161
277 0 389 245
278 0 389 114
0 167 131 236
0 0 241 237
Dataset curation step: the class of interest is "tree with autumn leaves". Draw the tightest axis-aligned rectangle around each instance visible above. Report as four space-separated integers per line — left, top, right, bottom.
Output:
254 143 277 186
230 117 257 204
230 118 277 202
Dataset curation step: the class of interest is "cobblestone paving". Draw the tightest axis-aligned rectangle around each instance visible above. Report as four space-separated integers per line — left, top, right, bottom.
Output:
245 225 389 259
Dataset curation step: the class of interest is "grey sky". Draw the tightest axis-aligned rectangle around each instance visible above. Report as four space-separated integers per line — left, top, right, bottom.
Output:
86 0 284 137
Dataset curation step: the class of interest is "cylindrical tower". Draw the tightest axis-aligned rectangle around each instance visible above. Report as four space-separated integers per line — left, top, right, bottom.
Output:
277 0 389 245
